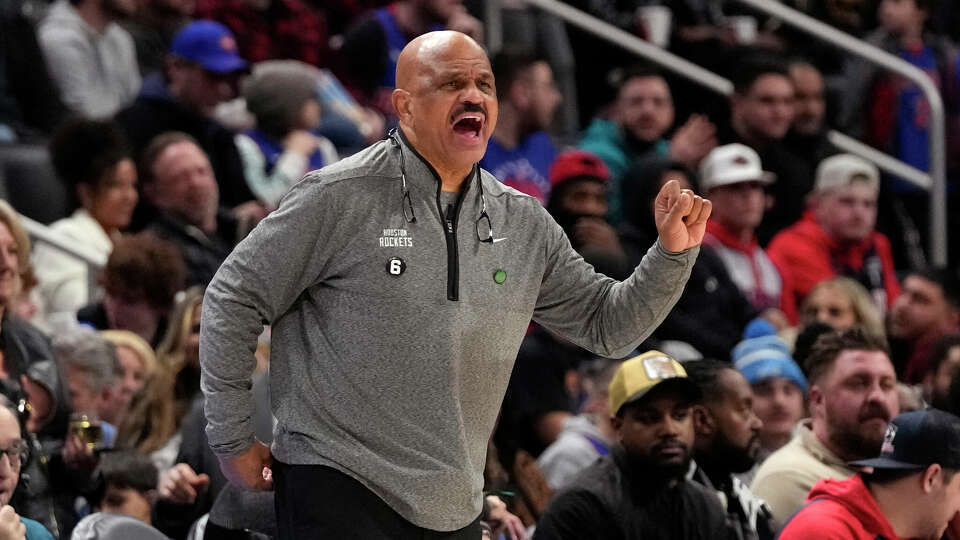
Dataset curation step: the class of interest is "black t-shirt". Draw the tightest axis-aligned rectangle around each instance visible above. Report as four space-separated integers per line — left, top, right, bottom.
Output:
534 450 731 540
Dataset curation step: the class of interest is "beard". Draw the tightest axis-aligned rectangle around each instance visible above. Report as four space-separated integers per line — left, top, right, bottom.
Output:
711 430 760 474
624 443 693 486
827 401 892 460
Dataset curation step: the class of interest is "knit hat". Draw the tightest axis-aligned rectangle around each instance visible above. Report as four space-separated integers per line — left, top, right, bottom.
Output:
243 60 321 139
732 320 807 392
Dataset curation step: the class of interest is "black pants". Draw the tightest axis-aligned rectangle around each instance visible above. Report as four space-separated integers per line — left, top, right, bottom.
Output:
273 461 482 539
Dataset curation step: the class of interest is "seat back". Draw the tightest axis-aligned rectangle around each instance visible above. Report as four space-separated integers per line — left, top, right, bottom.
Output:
0 143 71 224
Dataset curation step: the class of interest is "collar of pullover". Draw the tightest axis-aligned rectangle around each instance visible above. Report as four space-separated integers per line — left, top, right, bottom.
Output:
395 127 478 197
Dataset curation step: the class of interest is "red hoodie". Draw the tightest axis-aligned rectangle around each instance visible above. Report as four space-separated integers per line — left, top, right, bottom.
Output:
767 212 900 325
777 475 903 540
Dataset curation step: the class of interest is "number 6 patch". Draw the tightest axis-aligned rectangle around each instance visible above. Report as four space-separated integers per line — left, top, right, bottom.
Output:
386 257 406 276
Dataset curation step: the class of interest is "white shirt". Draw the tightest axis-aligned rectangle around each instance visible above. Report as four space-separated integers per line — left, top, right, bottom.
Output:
32 209 112 315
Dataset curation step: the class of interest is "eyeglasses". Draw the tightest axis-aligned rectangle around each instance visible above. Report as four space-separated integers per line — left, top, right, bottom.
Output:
390 130 497 243
0 440 27 468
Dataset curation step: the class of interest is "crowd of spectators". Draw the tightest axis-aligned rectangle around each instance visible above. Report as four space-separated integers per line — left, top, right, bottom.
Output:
0 0 960 538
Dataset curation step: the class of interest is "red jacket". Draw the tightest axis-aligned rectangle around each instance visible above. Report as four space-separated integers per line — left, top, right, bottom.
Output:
778 475 903 540
767 212 901 325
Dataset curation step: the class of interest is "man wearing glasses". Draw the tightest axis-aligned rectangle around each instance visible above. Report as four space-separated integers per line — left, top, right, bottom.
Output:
0 397 53 540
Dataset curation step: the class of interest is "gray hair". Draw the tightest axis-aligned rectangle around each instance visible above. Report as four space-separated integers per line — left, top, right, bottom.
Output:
54 326 121 394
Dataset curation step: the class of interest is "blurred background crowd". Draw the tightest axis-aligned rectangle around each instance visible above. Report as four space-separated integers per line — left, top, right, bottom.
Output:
0 0 959 537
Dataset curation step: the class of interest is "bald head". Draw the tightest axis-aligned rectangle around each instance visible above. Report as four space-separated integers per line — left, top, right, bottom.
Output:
391 30 498 186
396 31 488 91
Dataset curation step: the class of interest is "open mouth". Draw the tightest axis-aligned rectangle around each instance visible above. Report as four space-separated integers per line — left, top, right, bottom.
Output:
452 113 484 141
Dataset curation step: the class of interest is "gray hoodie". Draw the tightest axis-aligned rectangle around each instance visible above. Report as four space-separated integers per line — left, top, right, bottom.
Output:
200 131 698 531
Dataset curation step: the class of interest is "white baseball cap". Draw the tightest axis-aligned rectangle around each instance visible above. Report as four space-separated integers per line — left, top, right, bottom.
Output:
814 154 880 193
699 143 775 192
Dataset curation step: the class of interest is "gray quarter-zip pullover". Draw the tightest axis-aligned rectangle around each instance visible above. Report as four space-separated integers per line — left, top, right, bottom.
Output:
200 131 699 531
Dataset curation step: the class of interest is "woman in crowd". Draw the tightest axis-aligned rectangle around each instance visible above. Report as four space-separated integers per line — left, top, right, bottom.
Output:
102 330 156 428
0 200 68 436
34 118 138 316
118 287 203 470
799 277 885 337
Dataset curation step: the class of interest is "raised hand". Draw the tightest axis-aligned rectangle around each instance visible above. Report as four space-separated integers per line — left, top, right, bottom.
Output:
654 180 712 253
0 505 25 540
668 114 717 168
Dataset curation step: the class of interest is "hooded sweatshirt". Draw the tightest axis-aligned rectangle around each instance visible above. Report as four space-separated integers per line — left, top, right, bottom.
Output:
777 474 902 540
767 212 900 324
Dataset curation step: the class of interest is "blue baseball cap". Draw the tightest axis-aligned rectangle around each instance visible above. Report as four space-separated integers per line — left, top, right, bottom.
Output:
852 409 960 470
170 20 248 74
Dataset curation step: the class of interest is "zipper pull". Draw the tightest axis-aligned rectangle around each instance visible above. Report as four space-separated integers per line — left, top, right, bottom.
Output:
445 204 455 233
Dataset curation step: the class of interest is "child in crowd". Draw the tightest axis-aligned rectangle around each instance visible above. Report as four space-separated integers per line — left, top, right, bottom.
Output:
235 61 338 211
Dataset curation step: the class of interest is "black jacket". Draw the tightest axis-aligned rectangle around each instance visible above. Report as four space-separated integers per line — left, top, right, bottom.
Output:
115 73 255 209
621 230 755 360
0 314 77 538
533 448 731 540
146 211 235 288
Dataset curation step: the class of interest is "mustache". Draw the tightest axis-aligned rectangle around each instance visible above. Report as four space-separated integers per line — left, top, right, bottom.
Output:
858 402 892 423
651 438 688 453
451 102 486 122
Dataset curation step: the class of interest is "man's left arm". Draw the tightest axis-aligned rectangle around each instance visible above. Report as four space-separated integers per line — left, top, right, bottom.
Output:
533 181 710 358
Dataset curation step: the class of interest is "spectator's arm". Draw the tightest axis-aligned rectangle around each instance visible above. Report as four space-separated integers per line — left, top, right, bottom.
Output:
234 133 309 209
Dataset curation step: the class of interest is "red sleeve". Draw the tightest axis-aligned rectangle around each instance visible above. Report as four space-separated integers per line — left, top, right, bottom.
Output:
873 234 901 306
778 503 868 540
767 232 834 324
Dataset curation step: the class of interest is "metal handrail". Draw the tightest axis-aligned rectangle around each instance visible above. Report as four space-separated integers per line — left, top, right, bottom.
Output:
734 0 946 265
512 0 947 265
18 214 106 302
521 0 734 95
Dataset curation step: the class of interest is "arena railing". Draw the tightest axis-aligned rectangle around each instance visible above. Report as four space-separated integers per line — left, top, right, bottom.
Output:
19 213 106 303
492 0 947 266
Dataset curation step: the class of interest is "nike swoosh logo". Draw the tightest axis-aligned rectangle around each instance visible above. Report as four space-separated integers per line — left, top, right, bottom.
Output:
492 237 508 243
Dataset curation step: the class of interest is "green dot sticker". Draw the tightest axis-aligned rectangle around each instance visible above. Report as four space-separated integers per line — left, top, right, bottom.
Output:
493 269 507 284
